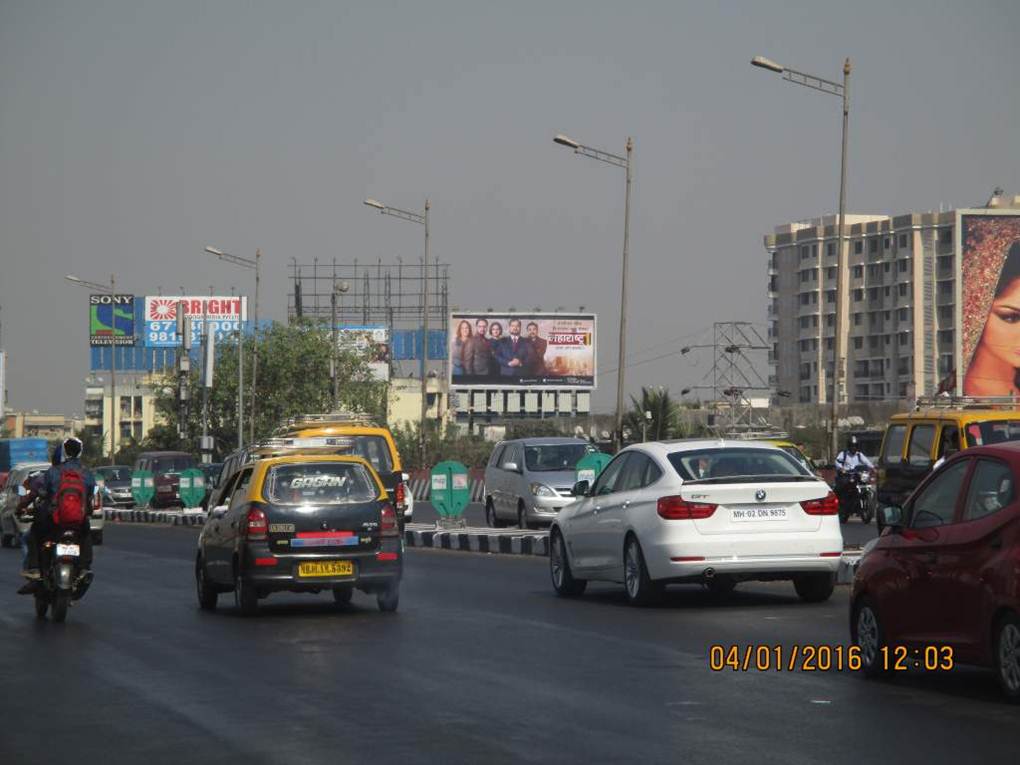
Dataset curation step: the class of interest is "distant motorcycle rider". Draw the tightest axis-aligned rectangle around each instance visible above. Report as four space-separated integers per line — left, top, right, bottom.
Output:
834 435 874 507
18 437 95 593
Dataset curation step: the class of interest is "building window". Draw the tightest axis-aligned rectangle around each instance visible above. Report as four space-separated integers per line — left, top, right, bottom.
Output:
884 335 891 345
133 396 143 418
938 281 954 297
826 314 834 327
868 287 880 301
898 332 910 346
800 316 810 328
826 290 836 303
827 266 836 279
941 228 953 245
800 340 810 352
827 243 835 257
898 357 911 375
800 245 809 259
869 336 880 349
812 244 818 256
884 262 891 273
898 307 910 321
800 293 810 305
898 259 909 273
868 264 880 278
898 283 909 297
812 339 818 350
869 238 879 253
853 265 864 278
898 233 909 248
812 315 818 327
811 292 818 304
854 360 869 377
800 270 811 283
853 337 863 349
854 313 862 326
800 363 811 381
853 289 863 301
854 241 863 254
884 237 891 249
133 422 143 440
825 338 833 349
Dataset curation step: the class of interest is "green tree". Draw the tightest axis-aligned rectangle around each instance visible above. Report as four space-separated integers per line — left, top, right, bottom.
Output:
392 421 494 471
152 321 386 459
625 386 680 442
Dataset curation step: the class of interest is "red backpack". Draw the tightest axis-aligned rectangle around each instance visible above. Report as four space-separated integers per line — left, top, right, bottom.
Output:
52 468 87 527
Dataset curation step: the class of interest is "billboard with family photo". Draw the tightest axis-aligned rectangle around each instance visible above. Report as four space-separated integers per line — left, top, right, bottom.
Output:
449 312 596 389
959 212 1020 396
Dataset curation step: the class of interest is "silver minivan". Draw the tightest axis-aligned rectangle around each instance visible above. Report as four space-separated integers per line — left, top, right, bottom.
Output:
483 437 597 528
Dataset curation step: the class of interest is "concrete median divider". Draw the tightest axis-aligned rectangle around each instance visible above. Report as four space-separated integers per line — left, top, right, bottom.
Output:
103 508 206 526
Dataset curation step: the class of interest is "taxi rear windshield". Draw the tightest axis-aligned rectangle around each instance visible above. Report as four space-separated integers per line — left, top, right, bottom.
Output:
965 420 1020 446
265 463 379 505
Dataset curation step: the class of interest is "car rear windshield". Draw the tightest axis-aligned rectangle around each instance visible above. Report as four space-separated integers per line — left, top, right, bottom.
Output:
265 463 380 505
99 467 131 482
306 436 394 475
668 448 813 482
524 443 593 472
965 420 1020 446
152 456 194 474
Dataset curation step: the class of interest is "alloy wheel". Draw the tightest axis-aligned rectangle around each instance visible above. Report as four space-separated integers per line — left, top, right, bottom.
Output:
551 534 565 589
857 605 879 668
624 542 640 599
999 622 1020 694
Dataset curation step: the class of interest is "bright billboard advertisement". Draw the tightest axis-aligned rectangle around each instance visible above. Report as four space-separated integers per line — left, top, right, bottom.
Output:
337 325 391 381
449 312 596 389
143 296 248 348
960 213 1020 395
89 294 136 346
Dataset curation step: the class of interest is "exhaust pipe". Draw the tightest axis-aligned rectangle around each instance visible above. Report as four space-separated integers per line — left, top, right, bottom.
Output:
703 567 715 580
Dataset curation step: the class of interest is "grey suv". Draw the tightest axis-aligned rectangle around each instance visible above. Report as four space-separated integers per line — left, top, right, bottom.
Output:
484 437 597 528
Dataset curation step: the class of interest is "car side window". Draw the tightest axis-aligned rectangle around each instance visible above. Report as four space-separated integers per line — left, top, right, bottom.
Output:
504 444 522 469
229 469 253 511
881 425 906 464
592 454 630 496
214 472 239 508
909 460 968 529
907 425 935 467
963 460 1014 522
617 453 649 492
489 445 505 467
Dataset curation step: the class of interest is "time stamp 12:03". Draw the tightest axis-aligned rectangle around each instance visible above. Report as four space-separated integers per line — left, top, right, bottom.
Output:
708 644 955 673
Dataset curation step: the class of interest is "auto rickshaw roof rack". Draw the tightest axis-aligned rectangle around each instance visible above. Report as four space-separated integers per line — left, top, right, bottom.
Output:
276 411 379 433
913 395 1020 411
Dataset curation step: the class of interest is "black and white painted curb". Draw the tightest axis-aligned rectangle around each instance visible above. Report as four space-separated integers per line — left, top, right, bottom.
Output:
403 524 862 584
103 508 206 526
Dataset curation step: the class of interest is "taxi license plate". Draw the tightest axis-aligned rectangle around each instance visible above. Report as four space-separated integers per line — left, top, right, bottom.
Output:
298 560 354 578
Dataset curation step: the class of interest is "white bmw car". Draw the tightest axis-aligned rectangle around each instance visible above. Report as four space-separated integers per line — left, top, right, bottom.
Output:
549 440 843 605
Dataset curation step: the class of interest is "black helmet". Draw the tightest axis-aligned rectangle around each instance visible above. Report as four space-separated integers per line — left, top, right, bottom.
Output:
847 435 859 451
62 437 83 460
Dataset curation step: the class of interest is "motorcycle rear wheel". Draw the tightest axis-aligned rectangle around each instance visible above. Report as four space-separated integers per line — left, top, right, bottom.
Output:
51 591 70 623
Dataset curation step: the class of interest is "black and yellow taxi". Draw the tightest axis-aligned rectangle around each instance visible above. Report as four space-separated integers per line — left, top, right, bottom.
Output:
196 454 402 615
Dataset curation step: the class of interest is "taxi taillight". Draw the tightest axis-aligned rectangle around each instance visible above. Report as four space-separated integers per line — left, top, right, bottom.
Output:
395 481 407 510
380 503 399 537
246 505 268 540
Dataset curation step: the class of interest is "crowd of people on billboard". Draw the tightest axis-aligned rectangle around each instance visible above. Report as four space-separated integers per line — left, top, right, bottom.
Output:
450 314 595 387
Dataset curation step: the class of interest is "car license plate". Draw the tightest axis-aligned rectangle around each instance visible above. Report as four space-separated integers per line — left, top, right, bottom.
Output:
731 507 787 522
298 560 354 578
55 544 80 557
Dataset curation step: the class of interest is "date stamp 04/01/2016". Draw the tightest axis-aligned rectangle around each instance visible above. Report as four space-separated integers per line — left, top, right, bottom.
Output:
708 644 955 673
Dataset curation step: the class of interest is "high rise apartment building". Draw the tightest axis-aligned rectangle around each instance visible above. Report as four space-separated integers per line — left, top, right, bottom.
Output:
764 194 1020 404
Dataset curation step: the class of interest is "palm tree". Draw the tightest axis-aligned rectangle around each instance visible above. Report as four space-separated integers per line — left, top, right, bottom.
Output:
625 387 679 442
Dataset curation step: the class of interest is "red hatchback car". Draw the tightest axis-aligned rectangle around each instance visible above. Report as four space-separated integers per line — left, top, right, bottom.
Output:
850 442 1020 700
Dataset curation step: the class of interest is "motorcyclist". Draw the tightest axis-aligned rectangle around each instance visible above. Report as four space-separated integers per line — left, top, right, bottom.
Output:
834 435 874 509
18 437 95 594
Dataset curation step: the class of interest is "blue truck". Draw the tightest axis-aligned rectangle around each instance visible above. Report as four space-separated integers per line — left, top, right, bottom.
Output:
0 438 51 473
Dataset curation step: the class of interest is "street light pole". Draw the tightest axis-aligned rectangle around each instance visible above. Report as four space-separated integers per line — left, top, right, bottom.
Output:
205 246 260 446
363 197 431 467
751 55 851 462
66 273 119 465
553 133 633 452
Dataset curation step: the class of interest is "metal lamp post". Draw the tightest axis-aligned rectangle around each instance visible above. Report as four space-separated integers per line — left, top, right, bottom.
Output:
553 133 633 452
751 54 851 462
364 197 430 466
66 273 119 464
205 246 261 444
331 279 350 410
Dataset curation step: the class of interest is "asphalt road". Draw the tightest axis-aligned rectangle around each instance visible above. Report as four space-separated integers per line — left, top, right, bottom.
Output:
411 501 880 548
0 524 1012 765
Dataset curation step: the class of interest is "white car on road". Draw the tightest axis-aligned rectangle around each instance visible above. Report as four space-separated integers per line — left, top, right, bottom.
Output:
549 440 843 606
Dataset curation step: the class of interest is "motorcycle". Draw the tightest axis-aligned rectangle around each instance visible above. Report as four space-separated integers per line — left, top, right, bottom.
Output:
837 465 877 525
34 528 92 623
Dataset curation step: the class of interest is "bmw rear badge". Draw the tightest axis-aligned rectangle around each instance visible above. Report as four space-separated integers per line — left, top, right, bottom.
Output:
755 489 767 502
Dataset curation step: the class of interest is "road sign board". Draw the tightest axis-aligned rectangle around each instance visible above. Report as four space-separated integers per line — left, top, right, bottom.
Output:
131 470 155 507
178 468 206 509
430 461 470 518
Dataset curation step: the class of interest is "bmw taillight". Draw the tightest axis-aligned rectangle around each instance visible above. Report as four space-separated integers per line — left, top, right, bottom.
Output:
657 496 717 520
380 503 399 537
801 492 839 516
246 505 268 540
395 482 407 511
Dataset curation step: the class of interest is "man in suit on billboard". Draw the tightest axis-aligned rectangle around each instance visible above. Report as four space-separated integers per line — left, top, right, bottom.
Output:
462 317 495 378
525 321 547 376
497 318 535 377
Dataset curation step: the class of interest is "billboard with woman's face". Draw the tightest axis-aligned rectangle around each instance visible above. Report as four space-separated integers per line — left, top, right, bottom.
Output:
449 312 596 388
961 213 1020 395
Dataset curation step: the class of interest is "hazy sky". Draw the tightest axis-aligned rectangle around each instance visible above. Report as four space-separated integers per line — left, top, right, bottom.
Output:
2 0 1018 415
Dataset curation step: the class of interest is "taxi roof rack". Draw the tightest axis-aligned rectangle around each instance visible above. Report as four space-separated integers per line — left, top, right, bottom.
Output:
721 429 791 441
276 411 379 433
243 435 362 462
913 395 1020 411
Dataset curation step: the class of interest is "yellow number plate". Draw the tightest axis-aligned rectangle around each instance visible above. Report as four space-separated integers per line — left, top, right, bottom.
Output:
298 560 354 578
